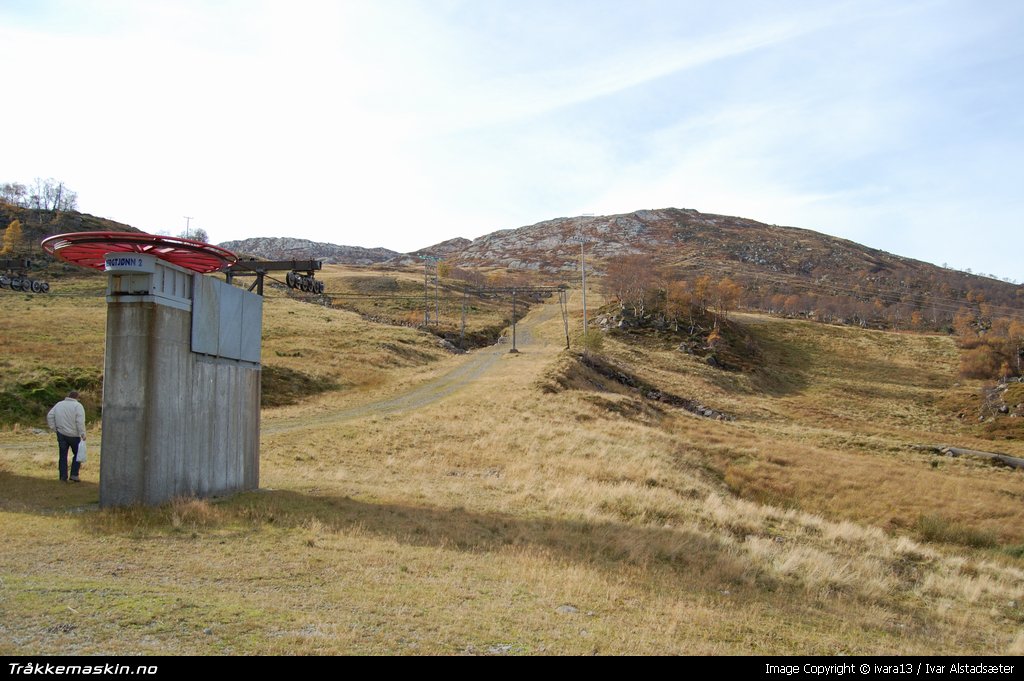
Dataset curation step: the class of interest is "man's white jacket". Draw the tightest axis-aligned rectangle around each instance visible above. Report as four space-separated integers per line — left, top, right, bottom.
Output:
47 398 86 439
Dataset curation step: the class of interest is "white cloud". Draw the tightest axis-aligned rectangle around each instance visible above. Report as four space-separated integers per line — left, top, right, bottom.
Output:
1 0 1021 278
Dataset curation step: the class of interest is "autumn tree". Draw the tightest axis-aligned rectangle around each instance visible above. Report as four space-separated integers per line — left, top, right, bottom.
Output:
712 277 742 325
853 301 873 327
1009 320 1024 375
953 309 976 338
604 254 658 317
954 312 1024 380
1 219 24 254
960 344 1001 379
450 266 486 288
26 178 77 212
783 294 804 316
665 280 691 332
179 227 210 243
0 182 27 206
692 275 712 316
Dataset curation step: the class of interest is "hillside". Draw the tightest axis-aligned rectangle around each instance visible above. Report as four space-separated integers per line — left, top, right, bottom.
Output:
8 202 1019 333
433 208 1023 325
1 275 1023 654
435 208 1009 282
219 207 1022 331
0 202 140 255
219 237 399 266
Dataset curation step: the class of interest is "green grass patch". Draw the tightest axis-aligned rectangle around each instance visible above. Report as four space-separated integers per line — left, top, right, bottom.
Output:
0 366 102 427
915 515 999 549
260 365 338 407
1002 544 1024 560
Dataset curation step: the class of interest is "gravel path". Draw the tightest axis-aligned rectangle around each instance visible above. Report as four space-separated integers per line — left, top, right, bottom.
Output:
263 300 559 434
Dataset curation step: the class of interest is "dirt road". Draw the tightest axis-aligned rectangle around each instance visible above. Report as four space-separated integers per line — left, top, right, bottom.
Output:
262 299 562 435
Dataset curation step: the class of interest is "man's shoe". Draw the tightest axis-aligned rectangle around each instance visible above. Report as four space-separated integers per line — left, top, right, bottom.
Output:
69 477 80 483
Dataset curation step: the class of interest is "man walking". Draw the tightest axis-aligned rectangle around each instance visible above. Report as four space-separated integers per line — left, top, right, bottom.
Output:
46 391 87 482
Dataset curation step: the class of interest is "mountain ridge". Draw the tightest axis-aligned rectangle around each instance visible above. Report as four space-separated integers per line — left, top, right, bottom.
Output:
218 237 399 265
221 207 1021 324
5 200 1018 324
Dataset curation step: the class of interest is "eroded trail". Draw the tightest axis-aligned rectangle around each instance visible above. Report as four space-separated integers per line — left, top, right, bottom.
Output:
262 300 561 435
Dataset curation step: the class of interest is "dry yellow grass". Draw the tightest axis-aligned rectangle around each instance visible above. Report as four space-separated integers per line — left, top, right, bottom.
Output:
314 264 536 344
2 282 1023 654
598 312 1024 545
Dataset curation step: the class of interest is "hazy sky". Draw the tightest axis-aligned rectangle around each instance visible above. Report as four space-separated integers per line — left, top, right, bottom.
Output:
2 1 1021 279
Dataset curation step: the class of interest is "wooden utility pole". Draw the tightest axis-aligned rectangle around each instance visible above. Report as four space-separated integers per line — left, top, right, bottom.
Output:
510 289 518 353
560 289 570 349
461 288 468 349
423 259 430 325
580 237 587 334
420 255 440 326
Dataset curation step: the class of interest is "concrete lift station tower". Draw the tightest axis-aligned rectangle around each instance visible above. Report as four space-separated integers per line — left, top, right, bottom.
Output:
43 232 262 507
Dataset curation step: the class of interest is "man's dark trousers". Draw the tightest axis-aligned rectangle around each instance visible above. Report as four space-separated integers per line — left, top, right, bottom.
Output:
57 432 81 481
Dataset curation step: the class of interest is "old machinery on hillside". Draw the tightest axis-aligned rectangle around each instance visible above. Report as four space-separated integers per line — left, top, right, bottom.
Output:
225 259 324 296
0 258 49 293
285 269 325 294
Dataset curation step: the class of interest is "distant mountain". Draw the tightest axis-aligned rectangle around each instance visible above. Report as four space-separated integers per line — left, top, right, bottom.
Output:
412 236 473 258
304 206 1020 325
432 207 908 273
218 237 399 265
8 199 1018 327
388 237 473 266
421 207 1022 325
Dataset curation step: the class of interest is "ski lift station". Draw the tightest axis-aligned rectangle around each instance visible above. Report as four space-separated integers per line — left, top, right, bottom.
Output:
43 232 261 507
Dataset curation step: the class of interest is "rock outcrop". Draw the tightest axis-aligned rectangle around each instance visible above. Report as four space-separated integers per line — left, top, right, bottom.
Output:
218 237 399 265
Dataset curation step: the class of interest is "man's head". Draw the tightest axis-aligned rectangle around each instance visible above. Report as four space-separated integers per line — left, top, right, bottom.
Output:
67 391 80 399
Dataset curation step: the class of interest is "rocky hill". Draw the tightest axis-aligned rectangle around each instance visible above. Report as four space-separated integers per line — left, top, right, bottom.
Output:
432 207 946 276
424 207 1023 324
388 237 474 266
6 199 1019 327
218 237 399 265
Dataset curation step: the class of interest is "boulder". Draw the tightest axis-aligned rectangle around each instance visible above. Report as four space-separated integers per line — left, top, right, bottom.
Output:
437 339 463 354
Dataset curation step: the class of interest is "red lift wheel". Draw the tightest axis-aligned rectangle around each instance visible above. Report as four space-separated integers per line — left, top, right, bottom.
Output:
41 232 237 274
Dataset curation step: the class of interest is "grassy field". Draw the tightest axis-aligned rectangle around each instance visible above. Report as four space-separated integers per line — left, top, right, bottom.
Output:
1 273 1023 655
311 264 555 349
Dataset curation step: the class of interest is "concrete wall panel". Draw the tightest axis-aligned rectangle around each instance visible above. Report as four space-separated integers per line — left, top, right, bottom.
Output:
191 275 220 357
240 293 263 364
101 268 261 507
99 304 149 507
218 284 244 361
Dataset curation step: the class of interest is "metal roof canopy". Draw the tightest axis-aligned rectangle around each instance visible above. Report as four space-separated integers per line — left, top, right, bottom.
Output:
41 232 237 274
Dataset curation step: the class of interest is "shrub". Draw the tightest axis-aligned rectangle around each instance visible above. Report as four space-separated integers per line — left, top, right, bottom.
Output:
579 330 604 352
915 515 997 549
960 344 1001 379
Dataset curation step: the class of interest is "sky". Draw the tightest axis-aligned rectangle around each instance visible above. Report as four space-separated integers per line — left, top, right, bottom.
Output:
1 0 1022 280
